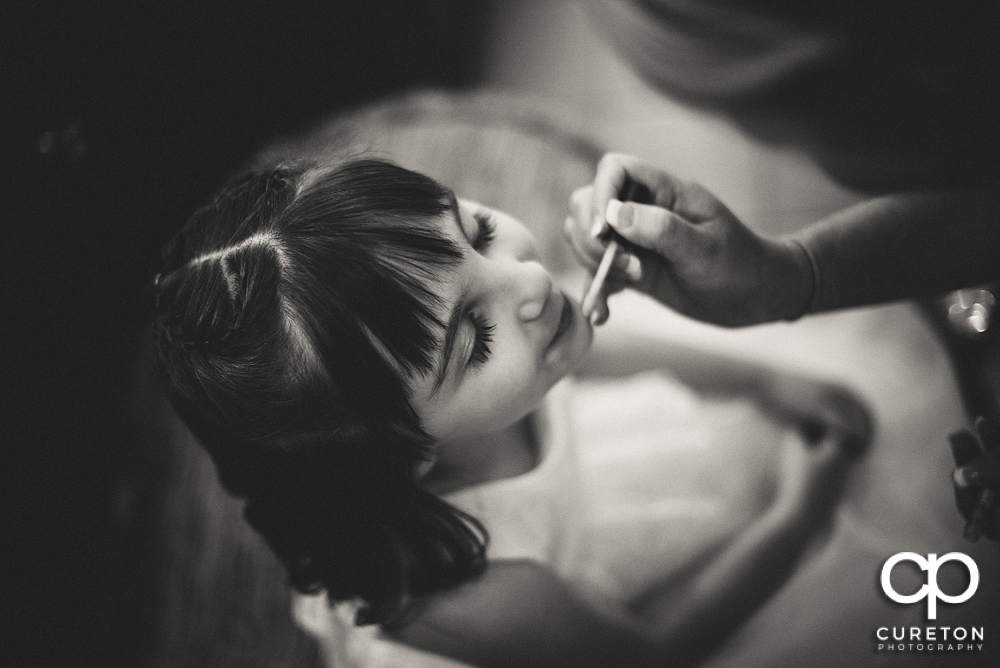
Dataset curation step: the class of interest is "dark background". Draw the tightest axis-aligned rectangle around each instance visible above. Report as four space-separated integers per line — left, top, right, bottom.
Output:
3 2 493 666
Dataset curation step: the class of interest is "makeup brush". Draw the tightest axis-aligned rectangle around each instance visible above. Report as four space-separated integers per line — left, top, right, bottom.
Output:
581 179 653 320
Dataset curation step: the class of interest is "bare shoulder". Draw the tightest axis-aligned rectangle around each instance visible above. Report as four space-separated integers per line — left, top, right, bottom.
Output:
389 559 651 668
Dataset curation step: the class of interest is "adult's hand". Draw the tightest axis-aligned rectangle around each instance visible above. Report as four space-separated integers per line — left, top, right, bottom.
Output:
950 417 1000 541
565 153 814 326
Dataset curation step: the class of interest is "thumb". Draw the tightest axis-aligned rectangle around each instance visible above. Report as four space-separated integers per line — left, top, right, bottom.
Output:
606 199 705 262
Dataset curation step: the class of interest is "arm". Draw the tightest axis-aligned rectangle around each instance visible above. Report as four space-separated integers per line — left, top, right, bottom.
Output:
392 435 851 668
580 326 871 453
565 153 1000 326
579 327 770 396
392 388 864 668
795 189 1000 313
628 427 852 667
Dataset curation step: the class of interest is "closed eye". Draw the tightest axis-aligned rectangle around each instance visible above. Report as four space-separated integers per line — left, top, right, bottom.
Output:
468 311 495 367
472 209 496 252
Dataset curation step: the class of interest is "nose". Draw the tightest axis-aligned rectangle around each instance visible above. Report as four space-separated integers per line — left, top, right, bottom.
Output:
513 260 553 322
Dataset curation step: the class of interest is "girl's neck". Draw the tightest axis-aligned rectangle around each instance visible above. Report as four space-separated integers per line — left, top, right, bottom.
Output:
422 416 538 496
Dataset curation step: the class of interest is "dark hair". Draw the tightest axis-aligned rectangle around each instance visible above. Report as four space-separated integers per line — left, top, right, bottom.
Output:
151 158 487 626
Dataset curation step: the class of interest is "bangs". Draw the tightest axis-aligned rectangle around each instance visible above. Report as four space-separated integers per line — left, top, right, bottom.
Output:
281 160 463 396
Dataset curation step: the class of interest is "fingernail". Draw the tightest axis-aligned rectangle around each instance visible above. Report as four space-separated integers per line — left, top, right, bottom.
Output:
590 218 604 239
606 200 623 228
624 253 642 282
607 200 635 229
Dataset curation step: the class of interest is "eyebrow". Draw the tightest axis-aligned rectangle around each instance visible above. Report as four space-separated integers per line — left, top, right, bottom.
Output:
430 191 467 394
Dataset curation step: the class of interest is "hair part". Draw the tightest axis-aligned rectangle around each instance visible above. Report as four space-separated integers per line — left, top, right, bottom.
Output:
152 158 487 626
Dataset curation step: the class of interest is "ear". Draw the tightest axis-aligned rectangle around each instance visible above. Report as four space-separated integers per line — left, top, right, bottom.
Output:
414 454 437 479
291 592 355 668
291 592 334 639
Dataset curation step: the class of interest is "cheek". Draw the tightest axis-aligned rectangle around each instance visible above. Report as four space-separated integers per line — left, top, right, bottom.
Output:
471 367 539 429
459 348 545 433
496 214 539 256
416 366 537 441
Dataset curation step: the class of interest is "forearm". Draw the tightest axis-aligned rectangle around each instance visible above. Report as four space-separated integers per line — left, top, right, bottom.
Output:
789 187 1000 314
639 506 813 667
580 328 771 398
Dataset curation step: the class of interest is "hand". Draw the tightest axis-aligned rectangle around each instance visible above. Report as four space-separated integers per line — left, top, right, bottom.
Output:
762 375 873 459
774 429 850 525
768 377 868 509
949 416 1000 541
564 153 813 326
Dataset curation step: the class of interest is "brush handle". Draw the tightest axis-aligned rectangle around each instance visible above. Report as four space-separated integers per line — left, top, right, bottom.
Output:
580 180 653 319
581 240 620 317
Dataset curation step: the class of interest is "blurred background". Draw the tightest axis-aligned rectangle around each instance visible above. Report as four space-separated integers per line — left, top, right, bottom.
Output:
6 1 998 667
6 3 493 666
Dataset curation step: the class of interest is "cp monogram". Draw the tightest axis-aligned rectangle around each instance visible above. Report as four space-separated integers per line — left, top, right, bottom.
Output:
881 552 979 620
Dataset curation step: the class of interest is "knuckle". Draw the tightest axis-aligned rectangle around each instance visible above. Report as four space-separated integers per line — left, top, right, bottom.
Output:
685 179 708 198
699 233 723 260
650 211 676 248
597 152 626 173
568 186 591 216
561 216 574 239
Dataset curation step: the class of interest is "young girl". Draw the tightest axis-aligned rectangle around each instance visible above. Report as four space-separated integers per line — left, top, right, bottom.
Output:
151 157 869 668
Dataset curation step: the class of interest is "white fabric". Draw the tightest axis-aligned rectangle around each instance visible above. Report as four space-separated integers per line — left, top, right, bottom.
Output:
309 298 1000 668
322 372 787 667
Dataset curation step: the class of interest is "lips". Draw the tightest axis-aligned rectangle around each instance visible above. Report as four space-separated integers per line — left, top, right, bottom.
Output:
547 293 574 351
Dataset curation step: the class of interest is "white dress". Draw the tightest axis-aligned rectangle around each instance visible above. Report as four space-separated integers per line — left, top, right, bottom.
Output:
319 372 789 668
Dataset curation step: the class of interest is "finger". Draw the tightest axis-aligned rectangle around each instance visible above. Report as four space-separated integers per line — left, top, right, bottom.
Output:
568 184 592 220
617 251 642 284
590 155 630 238
823 388 873 457
590 299 609 327
596 243 643 284
567 186 599 244
590 153 682 238
669 178 732 222
586 286 610 326
588 273 629 326
605 200 706 263
949 429 984 467
812 429 850 465
581 257 628 323
566 186 613 266
563 215 608 271
563 185 603 254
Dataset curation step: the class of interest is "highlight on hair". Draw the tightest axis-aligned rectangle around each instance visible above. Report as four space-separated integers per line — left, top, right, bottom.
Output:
151 158 487 626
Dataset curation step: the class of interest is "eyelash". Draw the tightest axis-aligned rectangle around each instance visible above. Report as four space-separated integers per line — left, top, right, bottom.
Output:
472 210 496 251
468 311 495 367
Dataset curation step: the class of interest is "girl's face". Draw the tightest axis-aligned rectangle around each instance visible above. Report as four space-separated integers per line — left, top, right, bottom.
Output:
408 198 592 444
